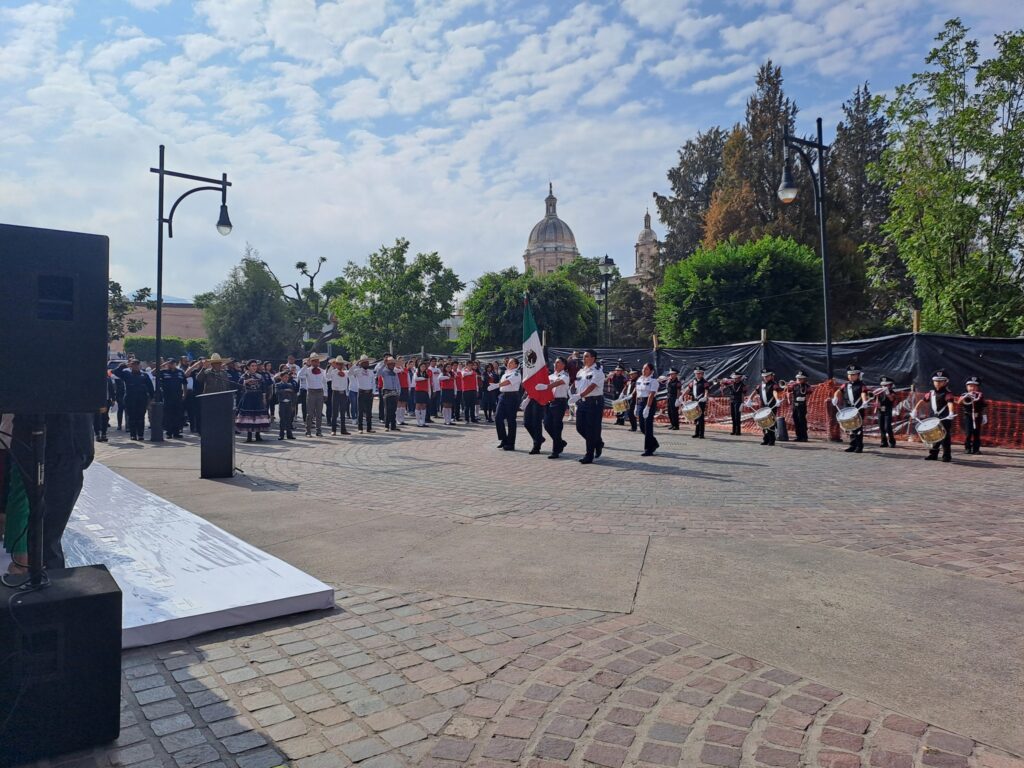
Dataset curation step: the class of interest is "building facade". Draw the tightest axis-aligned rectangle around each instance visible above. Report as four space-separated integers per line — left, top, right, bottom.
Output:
523 184 580 274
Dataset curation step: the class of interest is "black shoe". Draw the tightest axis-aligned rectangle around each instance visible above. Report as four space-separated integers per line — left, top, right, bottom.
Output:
548 453 560 459
692 434 700 439
278 436 285 440
941 456 952 463
925 454 938 461
503 446 515 451
630 428 637 432
529 447 541 455
316 431 323 437
245 437 253 443
340 430 350 435
497 443 506 449
844 446 856 452
595 443 603 458
559 440 568 452
366 429 373 433
255 434 263 442
287 434 296 439
579 456 593 464
854 447 862 453
641 451 654 457
392 427 401 432
332 429 337 435
880 443 888 448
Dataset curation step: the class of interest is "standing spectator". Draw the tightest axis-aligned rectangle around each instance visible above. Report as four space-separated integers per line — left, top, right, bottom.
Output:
375 356 402 432
115 359 154 440
326 357 351 435
350 355 376 433
303 354 328 437
94 371 116 443
275 369 299 440
236 359 271 442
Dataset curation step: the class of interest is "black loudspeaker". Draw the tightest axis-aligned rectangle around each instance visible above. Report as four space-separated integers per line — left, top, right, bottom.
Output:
0 565 122 766
0 223 109 413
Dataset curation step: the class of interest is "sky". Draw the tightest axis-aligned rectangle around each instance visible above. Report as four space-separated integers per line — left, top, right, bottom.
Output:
1 0 1021 301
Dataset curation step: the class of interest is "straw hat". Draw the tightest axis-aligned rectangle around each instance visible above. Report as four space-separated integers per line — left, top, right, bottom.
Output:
333 356 347 365
208 353 230 364
309 353 321 363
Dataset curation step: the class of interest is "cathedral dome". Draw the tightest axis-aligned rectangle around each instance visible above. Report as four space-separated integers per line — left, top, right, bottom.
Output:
525 184 578 254
636 210 657 245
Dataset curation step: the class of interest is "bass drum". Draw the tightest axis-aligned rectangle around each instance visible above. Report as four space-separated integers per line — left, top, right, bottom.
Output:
753 407 776 430
836 407 863 432
915 417 946 445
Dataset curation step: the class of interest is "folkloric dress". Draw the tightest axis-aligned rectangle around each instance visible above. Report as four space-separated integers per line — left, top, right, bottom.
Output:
235 372 270 430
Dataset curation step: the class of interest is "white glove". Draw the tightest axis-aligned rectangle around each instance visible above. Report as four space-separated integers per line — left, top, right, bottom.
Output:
982 415 989 425
487 383 499 391
569 394 580 405
535 383 548 391
643 407 651 419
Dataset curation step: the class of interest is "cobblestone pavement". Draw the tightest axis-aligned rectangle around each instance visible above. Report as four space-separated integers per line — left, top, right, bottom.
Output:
206 420 1024 588
30 583 1024 768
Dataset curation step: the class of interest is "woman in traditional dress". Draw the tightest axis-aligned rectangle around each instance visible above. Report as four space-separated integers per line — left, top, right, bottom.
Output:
236 359 271 442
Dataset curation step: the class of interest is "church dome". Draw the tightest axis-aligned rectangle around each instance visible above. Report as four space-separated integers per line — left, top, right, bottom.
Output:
526 184 578 253
636 210 657 245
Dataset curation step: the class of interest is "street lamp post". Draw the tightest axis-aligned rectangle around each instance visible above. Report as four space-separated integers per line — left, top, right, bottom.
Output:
598 254 615 346
149 144 233 441
778 117 833 380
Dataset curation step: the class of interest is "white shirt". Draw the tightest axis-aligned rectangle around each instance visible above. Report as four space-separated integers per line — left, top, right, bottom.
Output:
304 368 328 395
349 365 375 391
576 365 605 398
636 374 658 398
428 366 442 393
297 366 309 390
326 367 347 389
549 371 570 397
499 368 521 393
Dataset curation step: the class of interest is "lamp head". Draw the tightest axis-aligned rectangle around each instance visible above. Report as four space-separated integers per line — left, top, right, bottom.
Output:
777 155 798 204
216 204 233 236
598 254 615 275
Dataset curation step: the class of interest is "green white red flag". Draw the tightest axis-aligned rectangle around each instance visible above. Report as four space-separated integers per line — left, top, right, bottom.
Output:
522 294 553 405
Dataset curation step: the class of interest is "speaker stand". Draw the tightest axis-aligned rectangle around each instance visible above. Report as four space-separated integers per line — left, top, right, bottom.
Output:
149 399 164 442
25 415 47 587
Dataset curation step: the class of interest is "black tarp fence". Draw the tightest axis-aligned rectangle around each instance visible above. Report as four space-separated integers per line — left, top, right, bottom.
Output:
399 333 1023 402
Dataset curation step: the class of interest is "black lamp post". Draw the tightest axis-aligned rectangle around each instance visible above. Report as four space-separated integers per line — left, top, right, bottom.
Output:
149 144 232 441
598 254 615 345
778 117 833 380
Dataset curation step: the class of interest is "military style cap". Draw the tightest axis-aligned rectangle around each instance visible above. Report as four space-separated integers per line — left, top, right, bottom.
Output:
846 364 861 375
932 370 948 381
965 376 981 385
761 368 773 377
693 365 705 374
879 375 893 385
795 370 808 379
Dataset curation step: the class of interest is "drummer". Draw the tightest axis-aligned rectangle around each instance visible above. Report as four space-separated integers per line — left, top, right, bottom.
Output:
833 364 869 453
685 365 710 439
914 369 955 462
636 362 660 456
752 369 783 446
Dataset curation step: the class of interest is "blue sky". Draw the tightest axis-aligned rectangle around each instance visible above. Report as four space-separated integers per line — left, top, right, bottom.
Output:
1 0 1021 300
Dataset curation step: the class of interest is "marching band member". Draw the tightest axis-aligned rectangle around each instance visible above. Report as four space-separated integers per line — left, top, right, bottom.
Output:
833 365 869 453
725 371 746 435
789 371 811 442
685 365 710 439
636 362 660 457
915 370 955 462
608 364 628 425
875 376 897 447
664 368 681 430
495 357 521 450
958 376 986 455
573 350 605 464
752 369 782 446
544 357 571 459
621 370 639 431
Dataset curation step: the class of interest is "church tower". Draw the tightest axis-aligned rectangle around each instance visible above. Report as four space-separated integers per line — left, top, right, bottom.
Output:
523 184 580 274
634 209 659 278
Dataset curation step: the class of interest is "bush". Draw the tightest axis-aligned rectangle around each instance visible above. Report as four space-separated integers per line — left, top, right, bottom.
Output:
123 336 211 362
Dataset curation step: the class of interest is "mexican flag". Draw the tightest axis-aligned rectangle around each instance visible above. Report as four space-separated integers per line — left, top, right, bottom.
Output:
522 294 554 405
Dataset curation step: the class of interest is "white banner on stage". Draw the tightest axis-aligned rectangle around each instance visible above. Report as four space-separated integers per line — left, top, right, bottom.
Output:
13 463 336 648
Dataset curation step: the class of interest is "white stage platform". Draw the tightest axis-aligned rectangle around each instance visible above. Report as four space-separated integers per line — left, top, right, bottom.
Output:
3 463 335 648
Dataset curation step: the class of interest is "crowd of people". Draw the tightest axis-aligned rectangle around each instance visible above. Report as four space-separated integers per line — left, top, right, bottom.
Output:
97 350 988 465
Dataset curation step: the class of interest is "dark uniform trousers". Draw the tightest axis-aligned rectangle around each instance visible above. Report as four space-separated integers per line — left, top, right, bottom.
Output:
963 410 982 453
523 399 545 449
331 390 349 432
495 393 518 447
463 390 478 422
693 403 706 438
762 408 777 445
163 396 184 436
357 390 374 431
848 425 864 451
878 406 895 446
928 428 952 460
730 399 743 435
575 397 604 459
544 399 568 454
382 390 399 430
126 396 148 439
792 404 808 441
279 401 295 438
641 408 659 454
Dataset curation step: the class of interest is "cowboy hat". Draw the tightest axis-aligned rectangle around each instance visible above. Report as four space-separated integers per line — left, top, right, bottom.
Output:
333 356 348 365
358 354 370 362
208 353 230 364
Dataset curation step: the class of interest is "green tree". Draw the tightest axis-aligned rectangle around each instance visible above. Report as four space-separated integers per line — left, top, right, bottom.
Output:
108 281 151 341
329 239 463 356
261 256 345 352
607 280 655 346
653 127 728 264
875 19 1024 335
458 268 599 350
743 62 799 232
201 249 293 359
553 256 620 296
655 237 822 346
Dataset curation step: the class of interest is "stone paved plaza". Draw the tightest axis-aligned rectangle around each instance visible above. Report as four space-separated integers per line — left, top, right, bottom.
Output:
28 418 1024 768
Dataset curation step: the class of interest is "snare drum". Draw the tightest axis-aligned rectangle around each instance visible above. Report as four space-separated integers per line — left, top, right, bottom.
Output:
915 417 946 445
611 399 629 415
836 406 863 432
753 407 776 430
681 401 702 423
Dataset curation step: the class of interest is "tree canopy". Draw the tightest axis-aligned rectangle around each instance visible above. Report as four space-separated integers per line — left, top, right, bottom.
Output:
655 236 823 346
329 239 463 356
108 281 151 342
199 247 293 360
458 268 599 351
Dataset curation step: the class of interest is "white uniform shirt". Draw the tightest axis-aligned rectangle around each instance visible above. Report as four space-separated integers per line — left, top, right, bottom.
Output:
349 365 375 391
576 365 605 398
326 367 347 390
499 368 521 393
297 365 310 391
428 366 442 393
549 371 571 398
636 374 658 398
304 368 328 395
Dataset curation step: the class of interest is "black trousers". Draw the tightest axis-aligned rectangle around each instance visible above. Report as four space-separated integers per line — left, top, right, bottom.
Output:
792 404 808 441
357 390 374 430
544 399 567 453
730 400 743 435
298 389 307 419
667 401 679 429
93 411 108 436
761 407 776 445
462 390 478 422
430 392 440 418
126 398 147 438
878 408 895 445
279 402 295 437
693 403 706 437
163 396 183 436
116 397 125 429
575 398 604 458
382 391 398 430
963 414 982 453
848 427 863 451
641 408 659 454
325 384 333 422
185 394 199 432
523 399 545 448
331 391 349 432
496 394 518 447
625 400 637 431
43 454 85 569
928 427 952 460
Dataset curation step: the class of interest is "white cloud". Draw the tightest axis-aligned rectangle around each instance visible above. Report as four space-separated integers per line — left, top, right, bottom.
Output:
690 63 758 94
124 0 172 9
87 35 163 71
